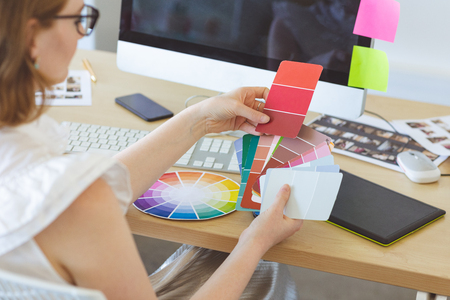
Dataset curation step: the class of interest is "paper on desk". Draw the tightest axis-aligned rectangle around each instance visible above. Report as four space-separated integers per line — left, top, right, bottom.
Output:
392 116 450 156
35 70 92 106
353 0 400 43
348 46 389 92
308 115 448 172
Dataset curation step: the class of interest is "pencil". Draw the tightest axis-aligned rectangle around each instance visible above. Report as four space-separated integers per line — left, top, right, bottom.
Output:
82 58 97 83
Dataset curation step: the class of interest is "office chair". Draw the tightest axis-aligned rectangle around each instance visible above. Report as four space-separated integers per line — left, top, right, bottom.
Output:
0 269 107 300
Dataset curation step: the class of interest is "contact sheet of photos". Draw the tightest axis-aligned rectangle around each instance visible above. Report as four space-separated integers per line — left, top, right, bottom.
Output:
35 70 92 106
392 116 450 156
308 115 447 172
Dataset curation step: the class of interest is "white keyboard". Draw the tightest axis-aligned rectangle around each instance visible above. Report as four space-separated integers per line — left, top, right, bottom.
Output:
63 121 240 173
173 137 240 174
63 121 150 156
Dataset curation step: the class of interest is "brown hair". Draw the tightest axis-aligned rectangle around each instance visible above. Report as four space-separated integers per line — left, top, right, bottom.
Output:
0 0 67 128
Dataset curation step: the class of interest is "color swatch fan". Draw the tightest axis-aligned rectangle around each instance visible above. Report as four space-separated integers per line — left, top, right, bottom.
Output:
134 171 239 220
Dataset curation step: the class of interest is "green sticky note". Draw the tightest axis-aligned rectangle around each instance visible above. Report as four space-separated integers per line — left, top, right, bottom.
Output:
348 45 389 92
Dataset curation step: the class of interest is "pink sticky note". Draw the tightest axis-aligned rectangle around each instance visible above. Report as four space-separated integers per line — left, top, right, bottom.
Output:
353 0 400 43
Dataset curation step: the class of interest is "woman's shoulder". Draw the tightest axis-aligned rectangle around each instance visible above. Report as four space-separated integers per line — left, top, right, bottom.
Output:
0 115 133 256
0 114 68 175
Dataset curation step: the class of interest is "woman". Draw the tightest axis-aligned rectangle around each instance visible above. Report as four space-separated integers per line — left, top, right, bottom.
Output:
0 0 303 299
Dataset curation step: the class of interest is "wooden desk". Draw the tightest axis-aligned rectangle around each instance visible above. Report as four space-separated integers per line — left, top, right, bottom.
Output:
53 49 450 296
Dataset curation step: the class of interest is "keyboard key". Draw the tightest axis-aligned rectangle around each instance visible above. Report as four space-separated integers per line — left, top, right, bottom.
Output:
72 146 88 152
110 145 121 151
70 140 81 146
193 161 203 167
176 158 190 165
212 140 222 147
228 164 240 171
80 141 91 147
213 163 224 169
100 144 110 150
204 162 213 168
186 145 196 154
181 154 191 160
205 157 215 163
203 138 213 144
219 147 230 154
79 136 89 142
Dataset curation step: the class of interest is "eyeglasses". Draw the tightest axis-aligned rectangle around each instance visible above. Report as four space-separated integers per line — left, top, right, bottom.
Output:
53 4 99 36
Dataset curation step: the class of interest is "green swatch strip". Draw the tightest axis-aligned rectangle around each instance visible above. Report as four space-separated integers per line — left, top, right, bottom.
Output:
236 135 260 212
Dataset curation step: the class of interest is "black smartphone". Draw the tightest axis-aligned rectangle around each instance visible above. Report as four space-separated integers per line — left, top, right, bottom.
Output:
115 93 173 122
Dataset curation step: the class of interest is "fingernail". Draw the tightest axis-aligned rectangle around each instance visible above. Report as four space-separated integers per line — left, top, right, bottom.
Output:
281 184 290 192
260 115 270 123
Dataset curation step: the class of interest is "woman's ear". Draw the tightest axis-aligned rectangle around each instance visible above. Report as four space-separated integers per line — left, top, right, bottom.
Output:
26 18 40 62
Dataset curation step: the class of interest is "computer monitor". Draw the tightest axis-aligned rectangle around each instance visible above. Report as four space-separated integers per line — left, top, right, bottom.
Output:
117 0 372 119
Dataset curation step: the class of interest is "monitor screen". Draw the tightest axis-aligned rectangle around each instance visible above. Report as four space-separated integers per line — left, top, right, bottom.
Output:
118 0 372 119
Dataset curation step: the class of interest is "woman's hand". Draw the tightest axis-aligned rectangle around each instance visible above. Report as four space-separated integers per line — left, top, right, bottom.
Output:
195 87 270 135
238 184 303 254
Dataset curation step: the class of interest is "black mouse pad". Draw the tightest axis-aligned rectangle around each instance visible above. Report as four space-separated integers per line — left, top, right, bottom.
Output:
327 170 446 246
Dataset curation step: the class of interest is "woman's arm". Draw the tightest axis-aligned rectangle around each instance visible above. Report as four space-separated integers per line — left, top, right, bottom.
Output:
35 179 158 300
191 184 303 300
114 87 270 200
36 179 301 300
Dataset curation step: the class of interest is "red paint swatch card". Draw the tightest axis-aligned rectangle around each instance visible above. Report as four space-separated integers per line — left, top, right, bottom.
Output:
256 61 323 138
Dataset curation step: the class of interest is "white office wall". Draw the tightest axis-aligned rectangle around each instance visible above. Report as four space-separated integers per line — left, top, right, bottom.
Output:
77 0 121 52
78 0 450 106
76 0 96 50
371 0 450 106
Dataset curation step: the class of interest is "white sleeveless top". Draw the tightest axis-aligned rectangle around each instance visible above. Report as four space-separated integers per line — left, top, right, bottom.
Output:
0 115 133 284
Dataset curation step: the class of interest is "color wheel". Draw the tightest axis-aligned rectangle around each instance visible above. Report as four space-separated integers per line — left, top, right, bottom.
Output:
133 171 239 220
